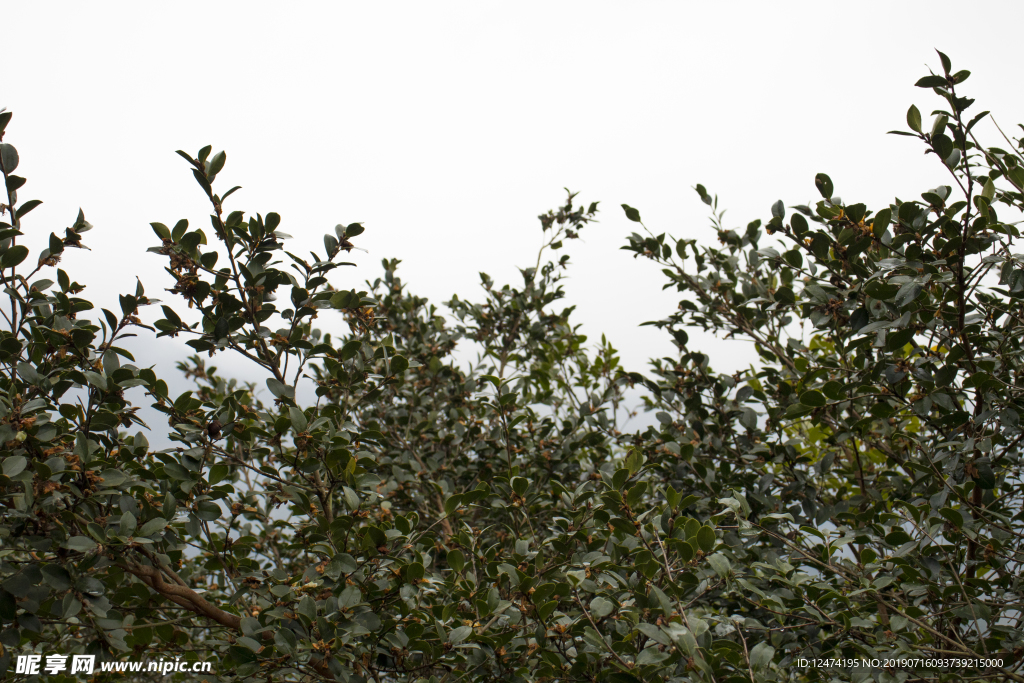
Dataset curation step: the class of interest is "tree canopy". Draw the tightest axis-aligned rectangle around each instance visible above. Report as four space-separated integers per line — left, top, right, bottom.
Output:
0 50 1021 682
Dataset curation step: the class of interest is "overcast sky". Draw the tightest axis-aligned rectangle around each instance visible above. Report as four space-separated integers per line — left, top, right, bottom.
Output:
5 2 1022 398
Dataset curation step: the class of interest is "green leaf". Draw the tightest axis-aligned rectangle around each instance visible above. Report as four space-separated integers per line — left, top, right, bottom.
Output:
771 199 785 220
99 470 126 487
289 407 308 432
15 200 42 219
120 512 137 536
872 208 891 237
625 448 644 476
0 143 19 173
389 354 409 376
18 362 43 384
775 286 795 305
814 173 833 199
935 365 957 387
696 525 716 553
791 213 808 235
343 486 360 511
196 500 222 521
944 148 961 169
448 625 472 644
749 642 775 670
865 281 899 300
172 219 189 242
151 222 171 240
822 381 846 401
939 508 963 528
590 596 614 619
297 595 316 621
1 245 28 268
41 565 72 591
895 282 923 308
73 209 91 233
213 317 229 341
2 456 27 477
444 494 463 516
626 481 647 507
886 529 912 545
650 584 674 617
266 377 295 400
207 150 226 178
694 184 713 206
339 339 362 360
916 75 948 88
975 459 996 489
537 600 557 621
208 465 229 486
706 553 731 577
907 104 922 133
3 573 30 598
636 648 670 666
937 50 951 75
799 390 826 407
137 517 168 537
886 328 916 352
65 536 97 552
447 549 465 573
511 476 529 496
621 204 642 223
330 290 358 309
981 177 995 201
405 562 424 583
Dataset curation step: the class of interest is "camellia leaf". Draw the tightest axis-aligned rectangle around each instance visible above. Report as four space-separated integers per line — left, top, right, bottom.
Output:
137 517 168 537
696 525 716 553
289 406 308 432
707 553 731 577
814 173 833 199
621 204 642 222
1 245 28 268
895 282 923 308
2 456 27 477
266 377 295 400
120 512 137 536
624 447 645 475
799 390 826 407
447 549 465 573
389 354 409 376
0 143 18 172
907 104 922 133
448 625 472 644
65 537 97 552
750 642 775 670
590 596 614 619
916 75 948 88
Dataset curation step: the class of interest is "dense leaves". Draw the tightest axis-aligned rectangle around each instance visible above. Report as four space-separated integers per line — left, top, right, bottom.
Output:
0 51 1021 683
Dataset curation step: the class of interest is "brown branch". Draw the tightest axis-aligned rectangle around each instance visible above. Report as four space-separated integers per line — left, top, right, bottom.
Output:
122 561 243 631
118 555 341 677
136 547 188 587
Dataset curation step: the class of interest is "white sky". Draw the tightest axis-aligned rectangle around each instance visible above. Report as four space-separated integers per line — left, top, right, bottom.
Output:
5 2 1022 397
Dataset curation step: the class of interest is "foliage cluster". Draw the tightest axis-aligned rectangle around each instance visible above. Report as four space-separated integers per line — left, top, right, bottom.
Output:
0 51 1021 682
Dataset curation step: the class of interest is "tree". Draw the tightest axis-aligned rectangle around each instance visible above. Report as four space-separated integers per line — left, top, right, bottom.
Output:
0 49 1020 683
